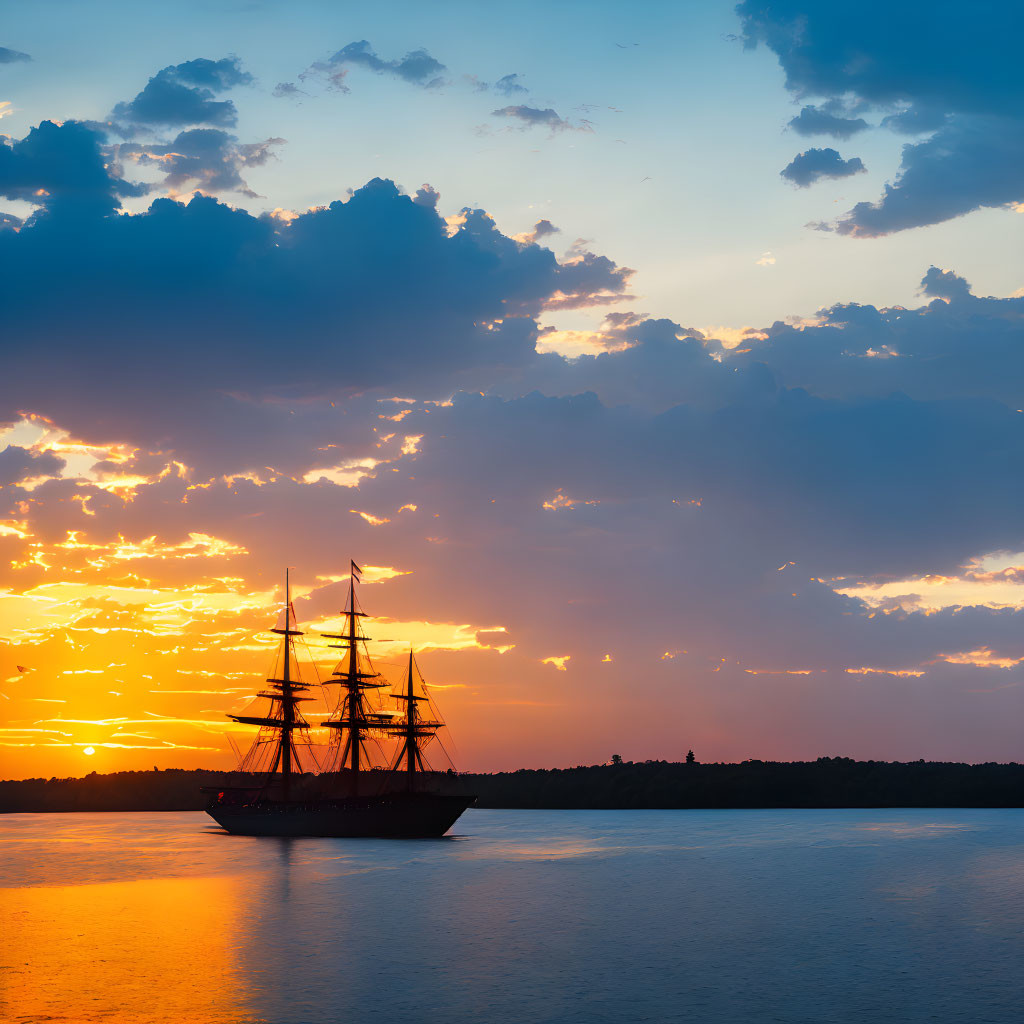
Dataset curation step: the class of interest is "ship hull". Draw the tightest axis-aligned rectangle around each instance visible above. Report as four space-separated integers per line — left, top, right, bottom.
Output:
206 792 475 838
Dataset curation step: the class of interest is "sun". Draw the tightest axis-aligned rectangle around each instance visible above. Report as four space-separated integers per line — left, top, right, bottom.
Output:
83 746 96 756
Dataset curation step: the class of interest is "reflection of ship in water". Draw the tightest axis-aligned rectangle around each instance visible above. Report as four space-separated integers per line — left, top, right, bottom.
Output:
205 562 475 838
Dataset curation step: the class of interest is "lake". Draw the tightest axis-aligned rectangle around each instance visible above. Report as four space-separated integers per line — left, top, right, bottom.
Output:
2 808 1022 1023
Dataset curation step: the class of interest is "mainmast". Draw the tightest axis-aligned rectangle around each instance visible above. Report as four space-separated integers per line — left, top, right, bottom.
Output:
229 569 312 801
388 649 443 792
321 561 391 796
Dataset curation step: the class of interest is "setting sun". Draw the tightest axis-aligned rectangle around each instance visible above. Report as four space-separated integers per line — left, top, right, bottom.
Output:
82 747 95 756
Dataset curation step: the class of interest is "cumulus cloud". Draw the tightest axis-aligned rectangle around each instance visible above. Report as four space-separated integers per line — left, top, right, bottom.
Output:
0 46 30 64
920 265 973 302
834 116 1024 235
307 41 447 91
780 147 866 187
788 104 868 139
739 0 1024 233
726 268 1024 408
0 120 146 216
118 129 285 198
112 57 252 128
0 156 631 469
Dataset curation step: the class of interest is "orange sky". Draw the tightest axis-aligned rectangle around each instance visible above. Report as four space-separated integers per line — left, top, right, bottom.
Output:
5 406 1024 778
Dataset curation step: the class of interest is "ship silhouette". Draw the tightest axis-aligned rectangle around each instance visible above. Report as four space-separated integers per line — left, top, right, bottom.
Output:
205 563 475 837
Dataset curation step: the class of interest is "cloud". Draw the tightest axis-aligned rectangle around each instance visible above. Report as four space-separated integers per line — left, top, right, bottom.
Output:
112 57 252 128
726 268 1024 407
780 147 865 187
0 446 65 485
514 219 559 245
0 46 30 64
118 129 285 198
738 0 1024 233
0 120 146 216
491 105 583 133
0 163 631 471
493 73 527 96
834 116 1024 235
307 41 447 91
919 266 973 302
272 82 304 99
788 105 868 139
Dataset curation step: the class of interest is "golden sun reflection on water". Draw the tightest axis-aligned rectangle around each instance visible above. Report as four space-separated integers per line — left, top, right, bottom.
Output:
0 874 256 1024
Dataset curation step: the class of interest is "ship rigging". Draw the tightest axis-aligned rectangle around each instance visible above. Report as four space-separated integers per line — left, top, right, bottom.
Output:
205 561 473 837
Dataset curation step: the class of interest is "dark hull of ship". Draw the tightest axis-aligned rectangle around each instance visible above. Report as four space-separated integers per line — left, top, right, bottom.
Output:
206 791 475 838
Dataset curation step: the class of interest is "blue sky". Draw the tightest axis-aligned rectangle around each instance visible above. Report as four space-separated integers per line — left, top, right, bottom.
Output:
3 0 1020 332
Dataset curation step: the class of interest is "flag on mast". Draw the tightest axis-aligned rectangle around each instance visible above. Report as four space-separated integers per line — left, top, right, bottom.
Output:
351 560 363 581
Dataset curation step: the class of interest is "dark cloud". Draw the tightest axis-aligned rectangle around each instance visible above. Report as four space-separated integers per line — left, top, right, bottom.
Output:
0 166 629 470
880 106 949 135
308 41 447 91
780 147 865 187
0 446 64 485
920 265 973 302
0 46 30 64
119 129 285 198
727 269 1024 407
272 82 304 99
738 0 1024 116
112 57 252 128
788 105 868 139
738 0 1024 233
491 105 583 133
0 120 146 217
834 116 1024 235
411 184 439 207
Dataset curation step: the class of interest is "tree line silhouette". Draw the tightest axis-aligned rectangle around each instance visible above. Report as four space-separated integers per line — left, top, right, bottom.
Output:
2 757 1024 812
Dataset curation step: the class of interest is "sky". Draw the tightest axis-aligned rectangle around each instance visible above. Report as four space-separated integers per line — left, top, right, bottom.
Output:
1 0 1024 777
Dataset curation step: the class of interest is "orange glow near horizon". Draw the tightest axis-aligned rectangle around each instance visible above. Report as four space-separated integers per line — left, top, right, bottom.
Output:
7 412 1022 779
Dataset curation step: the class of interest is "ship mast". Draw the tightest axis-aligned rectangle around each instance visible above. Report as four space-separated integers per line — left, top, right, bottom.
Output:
321 562 390 796
388 649 443 792
228 569 312 800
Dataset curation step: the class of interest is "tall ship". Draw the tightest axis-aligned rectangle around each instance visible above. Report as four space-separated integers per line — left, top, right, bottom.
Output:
205 563 475 837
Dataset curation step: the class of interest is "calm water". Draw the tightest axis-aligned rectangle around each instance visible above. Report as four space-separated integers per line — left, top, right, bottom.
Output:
2 808 1023 1024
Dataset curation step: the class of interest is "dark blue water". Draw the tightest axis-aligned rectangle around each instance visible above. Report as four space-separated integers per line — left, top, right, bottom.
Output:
2 808 1022 1023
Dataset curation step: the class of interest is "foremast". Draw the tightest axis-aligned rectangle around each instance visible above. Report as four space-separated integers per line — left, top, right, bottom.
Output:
228 569 313 801
388 649 444 791
321 561 392 796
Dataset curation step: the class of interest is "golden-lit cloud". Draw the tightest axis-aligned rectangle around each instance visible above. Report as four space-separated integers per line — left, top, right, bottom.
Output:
939 648 1024 669
835 550 1024 612
845 667 926 677
306 615 511 659
302 458 380 486
542 490 599 510
541 655 570 670
315 566 410 585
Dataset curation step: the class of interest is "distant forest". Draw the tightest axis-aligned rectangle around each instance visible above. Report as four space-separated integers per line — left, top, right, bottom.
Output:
3 758 1024 812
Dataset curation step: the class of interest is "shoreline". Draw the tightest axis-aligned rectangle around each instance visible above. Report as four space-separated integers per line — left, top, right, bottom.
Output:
4 758 1023 813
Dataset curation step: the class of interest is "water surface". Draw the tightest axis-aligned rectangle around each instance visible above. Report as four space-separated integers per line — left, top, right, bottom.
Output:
2 808 1022 1023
